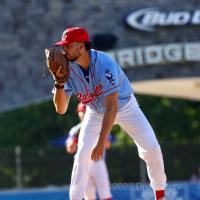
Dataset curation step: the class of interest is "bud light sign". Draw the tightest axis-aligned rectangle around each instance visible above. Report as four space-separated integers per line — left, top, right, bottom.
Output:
125 8 200 31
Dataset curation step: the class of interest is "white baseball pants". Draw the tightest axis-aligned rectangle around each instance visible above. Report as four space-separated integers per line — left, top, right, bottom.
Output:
69 94 167 200
84 159 111 200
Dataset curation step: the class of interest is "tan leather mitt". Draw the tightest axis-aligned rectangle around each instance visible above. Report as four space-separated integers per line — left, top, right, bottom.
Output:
45 48 69 83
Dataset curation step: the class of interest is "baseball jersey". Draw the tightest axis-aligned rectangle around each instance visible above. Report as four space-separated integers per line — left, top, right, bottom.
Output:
58 49 134 113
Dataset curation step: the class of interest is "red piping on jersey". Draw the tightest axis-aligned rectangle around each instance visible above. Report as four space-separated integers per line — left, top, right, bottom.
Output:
90 50 97 78
90 52 98 110
103 85 119 95
70 63 99 107
70 51 118 110
70 67 89 93
90 102 97 109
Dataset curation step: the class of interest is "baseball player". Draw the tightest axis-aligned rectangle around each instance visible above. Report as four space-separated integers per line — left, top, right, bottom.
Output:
66 103 112 200
47 27 167 200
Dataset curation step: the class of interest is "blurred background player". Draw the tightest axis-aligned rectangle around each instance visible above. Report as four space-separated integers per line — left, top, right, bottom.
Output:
65 103 112 200
190 164 200 182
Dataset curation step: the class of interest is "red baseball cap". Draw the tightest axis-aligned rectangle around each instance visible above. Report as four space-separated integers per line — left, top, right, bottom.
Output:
54 27 90 46
76 103 86 113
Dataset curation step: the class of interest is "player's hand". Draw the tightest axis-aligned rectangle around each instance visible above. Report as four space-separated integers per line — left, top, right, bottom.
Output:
91 140 104 161
45 48 69 83
105 137 111 149
66 140 77 154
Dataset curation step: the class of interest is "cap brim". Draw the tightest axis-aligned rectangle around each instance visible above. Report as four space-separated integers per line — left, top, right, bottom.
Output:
54 40 71 46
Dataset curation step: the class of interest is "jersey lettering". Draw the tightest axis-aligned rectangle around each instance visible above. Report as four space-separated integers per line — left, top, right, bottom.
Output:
76 85 103 104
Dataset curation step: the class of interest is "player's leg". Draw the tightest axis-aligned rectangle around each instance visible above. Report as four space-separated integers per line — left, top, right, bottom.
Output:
69 108 103 200
84 166 96 200
116 96 166 199
91 159 112 200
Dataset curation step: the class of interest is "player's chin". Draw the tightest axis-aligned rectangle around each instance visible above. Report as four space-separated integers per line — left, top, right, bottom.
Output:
68 57 77 62
63 53 70 60
68 54 80 62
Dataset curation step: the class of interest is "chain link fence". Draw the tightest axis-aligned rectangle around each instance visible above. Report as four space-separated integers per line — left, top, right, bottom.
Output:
0 142 200 189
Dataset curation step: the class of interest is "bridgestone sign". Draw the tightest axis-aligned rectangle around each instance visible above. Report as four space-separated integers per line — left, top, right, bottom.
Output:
125 8 200 31
107 43 200 68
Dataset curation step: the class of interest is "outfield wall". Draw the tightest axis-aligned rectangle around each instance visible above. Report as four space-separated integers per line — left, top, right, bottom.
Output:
0 182 200 200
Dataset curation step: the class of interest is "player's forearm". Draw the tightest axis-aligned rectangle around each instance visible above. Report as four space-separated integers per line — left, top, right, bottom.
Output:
53 88 70 114
99 104 117 144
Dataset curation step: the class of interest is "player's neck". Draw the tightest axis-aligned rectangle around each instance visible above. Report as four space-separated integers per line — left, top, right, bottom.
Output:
76 51 90 70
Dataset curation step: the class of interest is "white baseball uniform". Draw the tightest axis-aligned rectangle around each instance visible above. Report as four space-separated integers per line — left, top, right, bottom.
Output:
66 123 112 199
55 49 167 199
